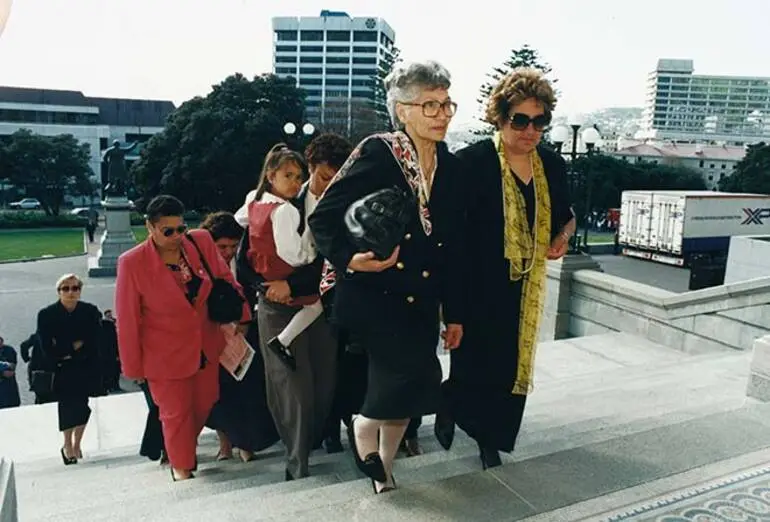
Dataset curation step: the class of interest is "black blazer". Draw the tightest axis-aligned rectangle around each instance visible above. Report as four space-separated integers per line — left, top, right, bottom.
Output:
235 182 324 309
455 140 573 298
309 137 466 333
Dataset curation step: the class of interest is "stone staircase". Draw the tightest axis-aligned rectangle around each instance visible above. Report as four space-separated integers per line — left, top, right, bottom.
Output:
7 332 770 522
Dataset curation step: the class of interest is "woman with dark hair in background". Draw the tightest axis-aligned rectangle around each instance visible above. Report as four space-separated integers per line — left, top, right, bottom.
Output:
201 211 278 462
116 195 250 481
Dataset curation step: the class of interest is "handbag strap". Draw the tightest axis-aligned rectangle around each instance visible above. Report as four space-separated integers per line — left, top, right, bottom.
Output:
184 233 217 281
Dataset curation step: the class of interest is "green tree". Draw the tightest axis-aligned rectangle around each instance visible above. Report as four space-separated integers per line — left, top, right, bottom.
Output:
719 142 770 193
0 130 94 215
570 154 707 221
132 73 306 212
476 45 556 134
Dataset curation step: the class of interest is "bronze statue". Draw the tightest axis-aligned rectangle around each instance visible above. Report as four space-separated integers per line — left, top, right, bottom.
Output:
103 140 137 197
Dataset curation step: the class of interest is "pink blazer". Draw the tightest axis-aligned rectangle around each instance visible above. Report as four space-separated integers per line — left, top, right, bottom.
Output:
115 229 251 380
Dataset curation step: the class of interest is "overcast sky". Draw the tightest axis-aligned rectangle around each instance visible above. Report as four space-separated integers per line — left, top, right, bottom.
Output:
1 0 769 128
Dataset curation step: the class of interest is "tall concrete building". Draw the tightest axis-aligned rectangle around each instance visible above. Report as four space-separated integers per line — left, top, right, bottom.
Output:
638 59 770 145
271 10 396 138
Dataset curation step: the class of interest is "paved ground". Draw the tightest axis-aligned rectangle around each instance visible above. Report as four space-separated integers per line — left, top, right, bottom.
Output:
0 250 690 406
595 254 691 293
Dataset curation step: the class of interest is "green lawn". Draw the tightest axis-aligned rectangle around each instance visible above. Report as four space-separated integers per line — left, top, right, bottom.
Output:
132 226 148 242
0 229 85 262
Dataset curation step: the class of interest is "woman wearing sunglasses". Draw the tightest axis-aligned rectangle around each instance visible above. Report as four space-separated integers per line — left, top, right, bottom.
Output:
37 273 103 465
115 195 250 481
435 68 576 469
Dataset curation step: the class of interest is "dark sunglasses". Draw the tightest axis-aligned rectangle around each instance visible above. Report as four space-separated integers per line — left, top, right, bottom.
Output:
160 225 188 237
59 285 82 293
510 112 551 132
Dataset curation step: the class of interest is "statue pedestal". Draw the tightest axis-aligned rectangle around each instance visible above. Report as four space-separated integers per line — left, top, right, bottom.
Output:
87 196 136 278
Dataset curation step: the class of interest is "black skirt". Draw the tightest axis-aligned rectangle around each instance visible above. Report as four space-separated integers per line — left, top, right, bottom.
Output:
55 359 94 431
206 323 279 452
355 322 441 420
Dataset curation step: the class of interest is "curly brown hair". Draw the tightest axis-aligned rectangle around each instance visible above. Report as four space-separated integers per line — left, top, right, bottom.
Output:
485 68 557 127
304 133 353 170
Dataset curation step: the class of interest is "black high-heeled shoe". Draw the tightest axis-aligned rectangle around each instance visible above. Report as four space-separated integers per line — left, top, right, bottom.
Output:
479 445 502 470
347 419 387 482
372 473 397 494
60 447 76 466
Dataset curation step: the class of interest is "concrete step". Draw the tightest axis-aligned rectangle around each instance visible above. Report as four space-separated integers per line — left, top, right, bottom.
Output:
62 402 770 522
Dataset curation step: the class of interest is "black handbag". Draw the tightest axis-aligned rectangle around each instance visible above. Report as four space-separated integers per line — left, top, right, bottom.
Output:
30 370 55 396
344 186 415 260
185 233 244 324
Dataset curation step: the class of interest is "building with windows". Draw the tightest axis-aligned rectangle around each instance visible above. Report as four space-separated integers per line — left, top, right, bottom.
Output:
272 10 396 138
638 59 770 145
0 86 175 199
612 142 746 190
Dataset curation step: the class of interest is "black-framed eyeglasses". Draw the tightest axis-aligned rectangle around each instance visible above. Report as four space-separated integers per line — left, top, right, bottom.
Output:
59 285 82 293
510 112 552 132
400 100 458 118
160 225 188 237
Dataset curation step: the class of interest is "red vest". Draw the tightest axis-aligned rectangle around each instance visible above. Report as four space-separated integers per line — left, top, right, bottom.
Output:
247 200 318 306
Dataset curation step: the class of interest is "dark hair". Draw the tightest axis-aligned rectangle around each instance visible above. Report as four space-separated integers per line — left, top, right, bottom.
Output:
254 143 306 201
145 194 185 223
200 211 243 241
304 133 353 170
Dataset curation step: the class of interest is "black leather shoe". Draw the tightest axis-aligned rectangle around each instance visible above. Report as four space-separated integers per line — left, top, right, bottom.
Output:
324 436 344 454
434 409 455 451
268 337 297 371
479 445 502 470
347 419 387 482
285 468 294 482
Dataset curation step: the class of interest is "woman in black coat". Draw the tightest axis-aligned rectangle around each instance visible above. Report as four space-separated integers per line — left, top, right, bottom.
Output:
309 60 466 494
435 68 576 469
37 273 102 465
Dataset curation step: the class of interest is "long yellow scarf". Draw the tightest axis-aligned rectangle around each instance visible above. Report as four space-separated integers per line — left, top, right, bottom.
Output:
494 132 551 396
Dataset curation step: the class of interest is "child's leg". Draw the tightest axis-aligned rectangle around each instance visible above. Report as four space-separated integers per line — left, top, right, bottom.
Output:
277 300 324 348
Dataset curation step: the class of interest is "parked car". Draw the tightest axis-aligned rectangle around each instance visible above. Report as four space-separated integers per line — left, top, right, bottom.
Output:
9 198 42 210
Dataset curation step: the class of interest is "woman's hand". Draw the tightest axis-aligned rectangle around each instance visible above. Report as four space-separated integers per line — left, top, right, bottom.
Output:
263 280 292 305
347 247 400 273
72 340 84 351
441 324 463 350
547 233 570 260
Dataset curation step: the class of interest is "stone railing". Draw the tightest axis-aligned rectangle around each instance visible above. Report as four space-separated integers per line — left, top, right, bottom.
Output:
0 458 17 522
568 270 770 354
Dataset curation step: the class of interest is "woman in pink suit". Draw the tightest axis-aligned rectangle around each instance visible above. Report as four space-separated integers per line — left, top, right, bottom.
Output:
115 195 250 481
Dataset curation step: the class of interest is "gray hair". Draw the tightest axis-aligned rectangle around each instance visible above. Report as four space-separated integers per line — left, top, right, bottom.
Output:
384 60 452 129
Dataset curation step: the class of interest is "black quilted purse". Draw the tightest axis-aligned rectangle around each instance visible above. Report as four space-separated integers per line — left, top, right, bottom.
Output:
185 233 244 324
344 186 415 260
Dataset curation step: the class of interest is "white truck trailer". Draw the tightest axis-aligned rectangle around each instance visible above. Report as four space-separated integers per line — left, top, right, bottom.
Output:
619 190 770 266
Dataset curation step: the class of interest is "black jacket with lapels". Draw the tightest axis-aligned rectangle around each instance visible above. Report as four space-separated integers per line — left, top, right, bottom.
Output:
308 136 466 333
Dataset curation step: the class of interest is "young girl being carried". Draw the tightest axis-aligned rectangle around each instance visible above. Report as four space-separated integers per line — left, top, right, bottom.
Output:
235 144 322 371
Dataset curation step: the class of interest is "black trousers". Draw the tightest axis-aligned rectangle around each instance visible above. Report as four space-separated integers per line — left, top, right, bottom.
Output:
139 381 165 460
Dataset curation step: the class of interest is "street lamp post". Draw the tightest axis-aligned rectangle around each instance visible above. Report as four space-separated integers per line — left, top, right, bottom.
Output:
551 117 601 253
283 122 316 149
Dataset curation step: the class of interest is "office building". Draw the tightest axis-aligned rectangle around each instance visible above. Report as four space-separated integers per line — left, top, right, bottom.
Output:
0 86 175 199
272 10 396 138
638 59 770 145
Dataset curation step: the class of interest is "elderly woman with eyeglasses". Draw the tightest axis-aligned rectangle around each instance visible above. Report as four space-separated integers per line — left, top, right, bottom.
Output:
309 60 466 494
434 68 576 470
37 273 103 465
